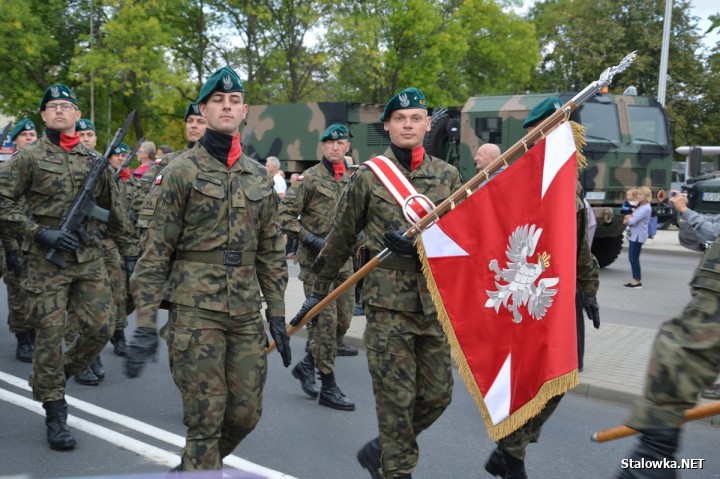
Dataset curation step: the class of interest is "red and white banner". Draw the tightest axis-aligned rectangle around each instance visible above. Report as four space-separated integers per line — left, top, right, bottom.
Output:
418 122 579 440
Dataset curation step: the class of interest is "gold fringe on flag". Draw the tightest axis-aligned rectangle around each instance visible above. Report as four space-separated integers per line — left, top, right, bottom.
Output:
416 237 579 442
569 120 587 171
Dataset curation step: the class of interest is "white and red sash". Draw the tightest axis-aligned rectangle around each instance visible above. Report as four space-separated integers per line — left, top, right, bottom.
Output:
364 155 434 224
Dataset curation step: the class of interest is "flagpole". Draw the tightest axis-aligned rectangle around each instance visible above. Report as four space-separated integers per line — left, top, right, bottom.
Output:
266 51 638 354
591 400 720 443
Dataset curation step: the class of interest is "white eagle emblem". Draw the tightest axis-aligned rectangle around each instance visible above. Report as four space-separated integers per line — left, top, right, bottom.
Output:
485 224 559 323
50 86 60 98
398 92 410 107
222 75 234 90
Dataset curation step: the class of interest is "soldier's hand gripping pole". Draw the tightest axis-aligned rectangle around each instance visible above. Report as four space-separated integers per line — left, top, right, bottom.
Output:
267 52 638 353
591 401 720 443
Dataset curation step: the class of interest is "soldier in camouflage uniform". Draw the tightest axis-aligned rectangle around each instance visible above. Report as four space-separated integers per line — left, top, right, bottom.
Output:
616 200 720 472
66 118 111 385
0 83 138 450
293 87 459 479
124 66 291 472
129 101 207 231
280 123 356 411
5 118 37 362
484 97 600 479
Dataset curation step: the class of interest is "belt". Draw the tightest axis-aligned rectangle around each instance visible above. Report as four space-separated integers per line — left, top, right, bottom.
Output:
176 250 256 266
377 256 422 272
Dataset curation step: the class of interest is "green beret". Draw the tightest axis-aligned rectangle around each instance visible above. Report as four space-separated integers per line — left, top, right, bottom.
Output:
380 87 428 122
319 123 352 142
197 66 244 104
9 118 36 142
76 118 95 131
112 142 130 155
39 83 79 111
523 96 563 128
184 101 202 121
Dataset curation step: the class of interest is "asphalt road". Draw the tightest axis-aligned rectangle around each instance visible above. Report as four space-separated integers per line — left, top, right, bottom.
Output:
1 252 718 479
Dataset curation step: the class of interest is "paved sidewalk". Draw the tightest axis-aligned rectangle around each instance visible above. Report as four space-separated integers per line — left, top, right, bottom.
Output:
286 228 720 426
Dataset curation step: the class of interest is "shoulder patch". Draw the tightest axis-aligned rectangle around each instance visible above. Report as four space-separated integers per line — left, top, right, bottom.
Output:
154 174 163 185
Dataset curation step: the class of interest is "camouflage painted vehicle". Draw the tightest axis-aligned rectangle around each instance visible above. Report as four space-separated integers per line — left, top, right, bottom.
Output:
241 94 672 268
424 92 674 267
679 146 720 215
243 102 389 171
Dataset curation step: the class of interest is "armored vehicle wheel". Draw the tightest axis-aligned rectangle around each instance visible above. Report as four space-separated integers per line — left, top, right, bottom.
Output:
424 109 451 158
591 235 624 268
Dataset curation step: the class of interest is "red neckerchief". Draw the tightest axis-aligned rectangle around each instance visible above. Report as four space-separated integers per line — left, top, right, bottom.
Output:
60 133 80 152
332 162 346 180
119 168 132 182
410 146 425 171
227 134 242 169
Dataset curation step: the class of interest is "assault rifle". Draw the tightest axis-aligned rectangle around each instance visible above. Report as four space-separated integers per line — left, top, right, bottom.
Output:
46 111 135 269
114 136 144 182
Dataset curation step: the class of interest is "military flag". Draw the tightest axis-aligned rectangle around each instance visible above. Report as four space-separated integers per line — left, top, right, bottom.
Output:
418 121 579 440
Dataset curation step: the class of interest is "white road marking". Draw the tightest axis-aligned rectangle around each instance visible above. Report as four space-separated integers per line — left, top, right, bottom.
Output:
0 371 297 479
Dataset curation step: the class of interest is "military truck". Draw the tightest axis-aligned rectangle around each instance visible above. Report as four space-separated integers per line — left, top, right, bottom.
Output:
678 146 720 215
424 92 674 267
242 93 673 268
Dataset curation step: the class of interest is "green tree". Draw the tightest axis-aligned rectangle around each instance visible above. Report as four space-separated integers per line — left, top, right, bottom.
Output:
0 0 85 117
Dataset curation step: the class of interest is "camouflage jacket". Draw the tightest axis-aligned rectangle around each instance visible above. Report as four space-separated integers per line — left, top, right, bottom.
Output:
130 142 287 328
278 159 352 277
576 183 599 296
312 148 462 314
0 135 138 262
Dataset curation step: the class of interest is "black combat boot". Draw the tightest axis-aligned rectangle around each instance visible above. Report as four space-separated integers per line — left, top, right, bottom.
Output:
110 328 128 357
617 428 680 479
392 474 412 479
337 340 359 356
484 447 505 477
43 399 76 450
74 368 100 386
357 438 383 479
90 356 105 380
292 353 319 399
15 330 34 363
318 371 355 411
485 446 527 479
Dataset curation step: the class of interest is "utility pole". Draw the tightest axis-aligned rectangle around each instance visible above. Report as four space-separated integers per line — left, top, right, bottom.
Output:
657 0 672 106
89 0 95 122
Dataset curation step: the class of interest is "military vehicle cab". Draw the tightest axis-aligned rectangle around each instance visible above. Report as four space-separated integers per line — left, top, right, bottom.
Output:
425 92 674 267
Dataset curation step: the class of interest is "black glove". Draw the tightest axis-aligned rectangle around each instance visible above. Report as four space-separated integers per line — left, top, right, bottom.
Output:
268 316 291 367
124 256 138 276
35 227 80 253
583 295 600 329
301 231 325 254
5 250 21 277
124 327 159 378
383 229 416 256
290 292 325 327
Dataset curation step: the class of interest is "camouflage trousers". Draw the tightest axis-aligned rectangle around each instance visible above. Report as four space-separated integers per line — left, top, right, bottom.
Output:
302 267 354 373
627 288 720 429
65 241 126 344
498 394 564 460
5 252 29 334
25 254 112 402
363 305 453 477
166 304 268 471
